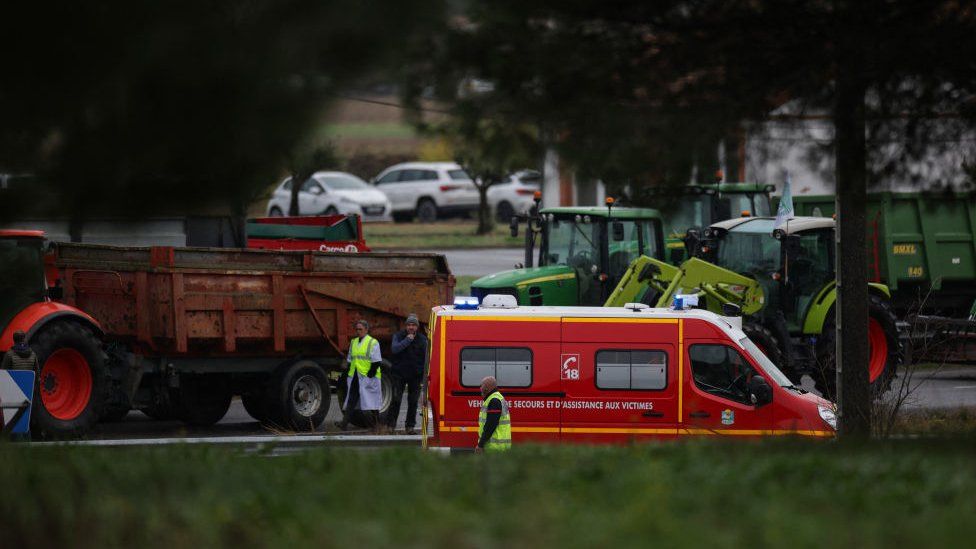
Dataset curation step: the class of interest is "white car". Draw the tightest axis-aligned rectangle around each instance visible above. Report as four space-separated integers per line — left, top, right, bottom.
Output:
265 171 392 222
487 170 542 221
371 162 479 222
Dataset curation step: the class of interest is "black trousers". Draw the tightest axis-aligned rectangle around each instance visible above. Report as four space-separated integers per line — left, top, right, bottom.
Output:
385 370 421 429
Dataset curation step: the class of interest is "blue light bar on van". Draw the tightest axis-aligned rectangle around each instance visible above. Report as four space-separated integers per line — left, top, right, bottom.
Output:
454 296 480 310
672 294 699 310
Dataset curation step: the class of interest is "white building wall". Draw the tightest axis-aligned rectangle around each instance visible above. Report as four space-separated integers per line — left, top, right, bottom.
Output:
744 118 976 197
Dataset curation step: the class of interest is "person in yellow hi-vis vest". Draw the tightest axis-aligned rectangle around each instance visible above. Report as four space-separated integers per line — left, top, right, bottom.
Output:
475 376 511 452
336 319 384 433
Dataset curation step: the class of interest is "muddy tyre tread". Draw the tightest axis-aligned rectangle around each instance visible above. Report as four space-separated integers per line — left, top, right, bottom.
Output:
31 321 110 439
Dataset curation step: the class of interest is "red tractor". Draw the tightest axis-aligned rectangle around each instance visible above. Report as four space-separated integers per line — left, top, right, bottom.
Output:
0 230 106 437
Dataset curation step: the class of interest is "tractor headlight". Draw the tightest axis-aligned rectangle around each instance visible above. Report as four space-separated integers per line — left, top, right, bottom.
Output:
818 405 837 430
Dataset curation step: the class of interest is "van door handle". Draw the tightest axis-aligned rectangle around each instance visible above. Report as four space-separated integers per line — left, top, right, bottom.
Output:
642 410 664 418
689 411 710 418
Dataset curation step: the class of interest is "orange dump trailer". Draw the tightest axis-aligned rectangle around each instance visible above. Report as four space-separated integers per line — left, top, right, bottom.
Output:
46 242 453 433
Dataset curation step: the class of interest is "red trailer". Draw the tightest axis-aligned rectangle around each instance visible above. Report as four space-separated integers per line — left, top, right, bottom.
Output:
246 215 370 252
0 230 453 437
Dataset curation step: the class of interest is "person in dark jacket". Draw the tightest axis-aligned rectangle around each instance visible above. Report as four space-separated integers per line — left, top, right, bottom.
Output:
1 331 38 371
384 313 428 435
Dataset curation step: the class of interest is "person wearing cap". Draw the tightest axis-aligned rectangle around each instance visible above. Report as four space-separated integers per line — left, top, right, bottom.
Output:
1 331 38 371
336 319 384 432
384 313 428 435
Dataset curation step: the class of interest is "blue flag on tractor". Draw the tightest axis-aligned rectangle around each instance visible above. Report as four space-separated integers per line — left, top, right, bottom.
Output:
775 174 795 229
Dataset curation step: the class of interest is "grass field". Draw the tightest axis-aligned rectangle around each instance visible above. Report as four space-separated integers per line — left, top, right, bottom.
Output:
2 439 975 548
364 221 522 249
454 275 478 296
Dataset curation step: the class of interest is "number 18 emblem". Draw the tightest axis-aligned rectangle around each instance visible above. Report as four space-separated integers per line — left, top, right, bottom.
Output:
561 354 580 381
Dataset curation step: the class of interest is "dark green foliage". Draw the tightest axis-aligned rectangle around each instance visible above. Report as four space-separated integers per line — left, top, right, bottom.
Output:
0 1 444 221
2 440 975 547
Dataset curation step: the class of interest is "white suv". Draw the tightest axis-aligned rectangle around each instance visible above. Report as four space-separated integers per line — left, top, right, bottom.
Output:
372 162 479 222
487 170 542 221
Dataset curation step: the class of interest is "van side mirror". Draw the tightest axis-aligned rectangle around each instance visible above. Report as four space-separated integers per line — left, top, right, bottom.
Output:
748 375 773 407
612 221 625 241
510 216 519 238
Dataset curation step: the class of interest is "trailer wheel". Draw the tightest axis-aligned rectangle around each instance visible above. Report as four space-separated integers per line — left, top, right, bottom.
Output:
141 396 177 421
173 375 232 426
742 321 798 383
814 294 901 400
241 388 270 424
31 321 109 438
267 360 330 431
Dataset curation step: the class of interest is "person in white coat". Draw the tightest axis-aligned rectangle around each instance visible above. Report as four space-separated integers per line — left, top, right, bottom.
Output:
335 319 384 432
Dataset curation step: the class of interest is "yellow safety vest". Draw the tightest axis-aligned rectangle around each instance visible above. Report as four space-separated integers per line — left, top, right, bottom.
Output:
478 391 511 451
348 335 380 378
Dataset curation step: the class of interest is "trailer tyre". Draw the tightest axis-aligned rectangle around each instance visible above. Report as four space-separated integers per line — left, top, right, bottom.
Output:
173 375 233 426
31 321 109 439
814 295 901 400
268 360 330 431
241 388 271 424
742 321 798 383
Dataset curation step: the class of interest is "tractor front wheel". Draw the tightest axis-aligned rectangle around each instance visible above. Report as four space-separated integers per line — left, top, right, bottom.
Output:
32 321 109 438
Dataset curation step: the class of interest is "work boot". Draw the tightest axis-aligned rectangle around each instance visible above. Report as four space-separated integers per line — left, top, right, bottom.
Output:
405 428 416 436
334 419 349 431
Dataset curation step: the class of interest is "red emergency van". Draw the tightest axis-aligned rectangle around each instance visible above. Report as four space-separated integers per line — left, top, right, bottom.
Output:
424 296 836 448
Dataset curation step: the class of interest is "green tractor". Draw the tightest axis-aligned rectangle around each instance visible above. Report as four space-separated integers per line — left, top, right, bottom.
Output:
658 180 775 263
471 199 665 306
471 178 773 305
607 216 901 398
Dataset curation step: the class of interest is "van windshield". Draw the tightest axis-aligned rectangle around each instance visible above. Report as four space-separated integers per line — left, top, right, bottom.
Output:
739 337 792 387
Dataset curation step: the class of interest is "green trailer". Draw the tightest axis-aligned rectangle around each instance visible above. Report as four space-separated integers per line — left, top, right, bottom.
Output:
791 192 976 315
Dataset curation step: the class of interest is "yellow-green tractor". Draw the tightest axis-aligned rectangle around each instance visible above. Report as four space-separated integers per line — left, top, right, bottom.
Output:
607 216 901 398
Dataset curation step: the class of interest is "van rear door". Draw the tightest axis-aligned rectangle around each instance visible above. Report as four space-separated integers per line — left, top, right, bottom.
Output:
559 318 679 442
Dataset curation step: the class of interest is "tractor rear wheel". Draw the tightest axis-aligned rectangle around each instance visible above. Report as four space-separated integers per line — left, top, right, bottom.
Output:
814 294 901 400
31 321 109 438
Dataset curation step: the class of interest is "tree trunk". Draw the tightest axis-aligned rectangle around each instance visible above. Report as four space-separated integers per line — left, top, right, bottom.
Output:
833 52 871 438
288 174 301 216
476 183 493 235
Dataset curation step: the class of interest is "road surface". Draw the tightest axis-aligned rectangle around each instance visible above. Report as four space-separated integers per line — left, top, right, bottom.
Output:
85 366 976 441
416 248 523 277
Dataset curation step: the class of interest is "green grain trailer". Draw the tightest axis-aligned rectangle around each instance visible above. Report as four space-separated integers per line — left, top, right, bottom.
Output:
792 192 976 315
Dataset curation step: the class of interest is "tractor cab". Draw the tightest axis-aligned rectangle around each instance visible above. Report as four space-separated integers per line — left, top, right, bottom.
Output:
472 201 665 306
660 181 775 264
699 217 834 332
0 231 49 332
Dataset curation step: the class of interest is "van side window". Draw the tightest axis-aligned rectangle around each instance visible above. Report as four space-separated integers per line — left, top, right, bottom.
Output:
595 349 667 390
460 347 532 387
689 344 756 404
